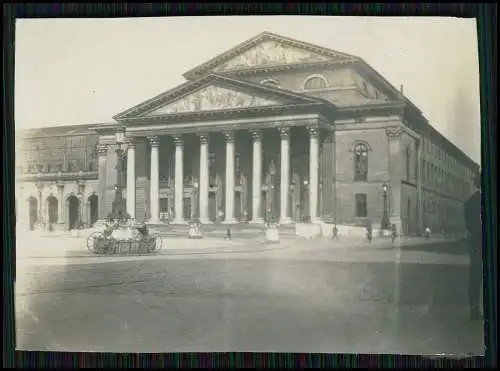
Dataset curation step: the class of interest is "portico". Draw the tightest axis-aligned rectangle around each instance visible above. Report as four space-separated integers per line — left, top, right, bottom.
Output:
96 74 338 225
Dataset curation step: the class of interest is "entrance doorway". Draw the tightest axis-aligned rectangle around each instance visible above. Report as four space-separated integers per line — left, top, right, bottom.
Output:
67 195 80 230
28 196 38 230
183 197 192 221
208 192 217 222
235 191 241 221
47 196 58 224
88 194 98 226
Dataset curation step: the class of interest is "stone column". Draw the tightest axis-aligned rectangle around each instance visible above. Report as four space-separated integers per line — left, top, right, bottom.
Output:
148 136 160 224
223 131 236 224
279 127 292 224
198 134 210 224
251 130 263 223
97 144 108 220
173 135 186 224
57 182 64 224
126 138 136 219
386 126 404 235
309 125 320 222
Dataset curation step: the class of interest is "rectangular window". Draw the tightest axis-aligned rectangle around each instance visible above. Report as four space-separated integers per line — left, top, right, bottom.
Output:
355 193 368 218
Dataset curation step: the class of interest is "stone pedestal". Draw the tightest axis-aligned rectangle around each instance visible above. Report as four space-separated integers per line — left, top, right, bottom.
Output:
265 228 280 243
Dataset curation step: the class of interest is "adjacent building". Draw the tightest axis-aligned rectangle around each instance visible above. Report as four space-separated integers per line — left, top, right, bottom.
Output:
15 32 479 236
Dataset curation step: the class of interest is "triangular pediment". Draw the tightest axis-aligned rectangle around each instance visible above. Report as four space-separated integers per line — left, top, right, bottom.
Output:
183 32 357 79
144 83 285 116
114 74 327 121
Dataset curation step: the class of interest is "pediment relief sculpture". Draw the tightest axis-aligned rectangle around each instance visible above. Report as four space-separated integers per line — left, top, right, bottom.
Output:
214 41 332 71
146 85 282 116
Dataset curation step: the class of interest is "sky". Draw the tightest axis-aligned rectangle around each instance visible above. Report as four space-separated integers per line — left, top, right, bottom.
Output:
15 16 481 162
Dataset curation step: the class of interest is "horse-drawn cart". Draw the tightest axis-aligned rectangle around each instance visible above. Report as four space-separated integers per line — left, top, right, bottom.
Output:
87 221 162 255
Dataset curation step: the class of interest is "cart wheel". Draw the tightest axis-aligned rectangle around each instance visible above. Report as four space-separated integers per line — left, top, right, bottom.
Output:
87 231 104 253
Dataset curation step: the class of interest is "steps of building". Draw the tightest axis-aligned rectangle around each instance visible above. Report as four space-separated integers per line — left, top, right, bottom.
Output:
147 223 296 239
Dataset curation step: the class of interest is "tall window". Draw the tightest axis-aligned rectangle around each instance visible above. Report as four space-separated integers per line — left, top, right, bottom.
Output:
355 193 368 218
354 143 369 181
406 146 411 182
304 75 327 90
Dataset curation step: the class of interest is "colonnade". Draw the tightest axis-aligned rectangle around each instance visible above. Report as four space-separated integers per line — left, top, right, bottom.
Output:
100 125 324 225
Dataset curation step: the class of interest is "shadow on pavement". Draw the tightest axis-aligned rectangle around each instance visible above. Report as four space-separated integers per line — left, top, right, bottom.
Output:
399 239 469 256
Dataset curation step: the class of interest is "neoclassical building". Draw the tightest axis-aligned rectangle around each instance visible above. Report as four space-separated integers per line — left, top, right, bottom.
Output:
15 32 479 236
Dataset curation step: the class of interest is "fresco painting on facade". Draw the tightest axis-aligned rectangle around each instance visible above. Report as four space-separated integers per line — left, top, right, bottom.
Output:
15 32 479 238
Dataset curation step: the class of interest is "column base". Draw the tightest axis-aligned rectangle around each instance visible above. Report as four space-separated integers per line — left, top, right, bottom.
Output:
172 219 189 225
222 219 238 224
198 218 213 225
278 217 293 225
146 219 161 225
250 218 264 224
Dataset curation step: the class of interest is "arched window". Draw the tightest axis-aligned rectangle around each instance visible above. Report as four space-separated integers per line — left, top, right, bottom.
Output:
353 142 369 181
260 79 280 88
303 75 328 90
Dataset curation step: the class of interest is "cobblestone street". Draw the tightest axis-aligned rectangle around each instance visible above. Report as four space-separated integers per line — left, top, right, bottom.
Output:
15 233 484 354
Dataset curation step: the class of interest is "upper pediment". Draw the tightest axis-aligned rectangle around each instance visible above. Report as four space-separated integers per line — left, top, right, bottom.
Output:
183 32 358 80
213 40 332 72
145 84 284 116
114 74 326 121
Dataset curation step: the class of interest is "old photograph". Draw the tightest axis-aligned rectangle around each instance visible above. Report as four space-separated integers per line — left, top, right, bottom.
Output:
14 16 483 354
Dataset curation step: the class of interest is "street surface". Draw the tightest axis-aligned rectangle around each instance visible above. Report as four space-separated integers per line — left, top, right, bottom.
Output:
15 232 485 355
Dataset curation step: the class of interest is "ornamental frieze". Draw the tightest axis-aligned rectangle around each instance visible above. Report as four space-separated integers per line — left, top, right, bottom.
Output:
214 41 332 71
147 85 282 116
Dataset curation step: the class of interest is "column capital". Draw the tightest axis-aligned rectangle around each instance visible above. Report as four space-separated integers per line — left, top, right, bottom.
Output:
279 127 290 140
199 133 209 145
126 136 136 149
97 144 108 156
223 131 235 143
56 182 64 190
173 135 184 147
386 126 403 140
251 129 262 142
308 125 320 138
148 136 161 147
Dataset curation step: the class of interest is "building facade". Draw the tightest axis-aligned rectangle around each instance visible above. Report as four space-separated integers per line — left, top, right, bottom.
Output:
15 32 479 236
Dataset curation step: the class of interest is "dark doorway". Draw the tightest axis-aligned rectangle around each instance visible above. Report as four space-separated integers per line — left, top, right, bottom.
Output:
47 196 58 224
67 195 80 230
208 192 217 222
300 186 310 222
183 197 191 221
88 194 98 226
28 196 38 230
235 191 241 221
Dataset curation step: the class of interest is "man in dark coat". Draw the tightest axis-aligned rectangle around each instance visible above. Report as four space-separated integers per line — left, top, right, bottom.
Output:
464 171 483 320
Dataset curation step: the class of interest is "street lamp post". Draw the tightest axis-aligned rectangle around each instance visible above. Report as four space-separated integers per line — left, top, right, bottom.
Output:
303 179 309 223
192 181 199 221
381 183 390 230
112 128 126 220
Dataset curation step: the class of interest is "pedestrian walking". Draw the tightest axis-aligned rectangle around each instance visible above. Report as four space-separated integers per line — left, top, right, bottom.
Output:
424 227 431 240
366 220 373 243
391 223 397 244
464 171 483 321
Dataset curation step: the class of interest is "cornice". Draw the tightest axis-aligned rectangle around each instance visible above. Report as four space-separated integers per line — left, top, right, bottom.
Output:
16 171 99 183
123 114 327 138
213 58 356 78
121 102 326 126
